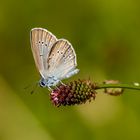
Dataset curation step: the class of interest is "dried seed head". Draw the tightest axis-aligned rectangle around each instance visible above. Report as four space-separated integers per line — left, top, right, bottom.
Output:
50 80 96 107
103 80 124 96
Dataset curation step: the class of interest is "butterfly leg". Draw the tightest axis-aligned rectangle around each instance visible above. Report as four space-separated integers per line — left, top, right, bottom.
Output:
59 80 66 86
54 85 60 90
47 86 52 91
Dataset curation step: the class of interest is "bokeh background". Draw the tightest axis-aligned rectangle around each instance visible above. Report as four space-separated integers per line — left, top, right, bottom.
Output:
0 0 140 140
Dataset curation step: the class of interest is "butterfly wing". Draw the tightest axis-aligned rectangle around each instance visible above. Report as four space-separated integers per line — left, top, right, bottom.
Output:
30 28 57 78
47 39 78 80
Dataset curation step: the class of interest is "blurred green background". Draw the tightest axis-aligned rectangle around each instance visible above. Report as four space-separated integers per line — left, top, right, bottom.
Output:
0 0 140 140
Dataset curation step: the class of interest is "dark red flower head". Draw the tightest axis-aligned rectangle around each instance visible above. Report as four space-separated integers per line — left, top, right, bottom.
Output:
50 80 96 107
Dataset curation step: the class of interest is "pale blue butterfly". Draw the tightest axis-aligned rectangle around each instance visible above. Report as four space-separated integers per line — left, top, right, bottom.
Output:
30 28 79 90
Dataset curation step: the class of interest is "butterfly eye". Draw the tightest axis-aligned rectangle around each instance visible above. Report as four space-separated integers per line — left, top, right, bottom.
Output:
61 52 63 54
42 41 44 44
39 80 46 87
45 44 47 46
41 81 45 86
39 41 41 43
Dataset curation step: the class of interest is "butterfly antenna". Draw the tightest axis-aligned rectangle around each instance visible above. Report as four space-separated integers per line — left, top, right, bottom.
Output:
30 82 39 94
24 82 39 94
24 84 32 90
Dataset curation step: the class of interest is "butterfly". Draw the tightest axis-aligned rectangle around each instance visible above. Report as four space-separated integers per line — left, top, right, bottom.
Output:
30 28 79 90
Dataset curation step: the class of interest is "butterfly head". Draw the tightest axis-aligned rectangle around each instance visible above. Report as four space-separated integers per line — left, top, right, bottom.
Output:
39 76 60 88
39 78 48 88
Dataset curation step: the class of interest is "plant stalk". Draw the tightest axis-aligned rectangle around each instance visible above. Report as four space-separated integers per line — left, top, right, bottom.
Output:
95 83 140 91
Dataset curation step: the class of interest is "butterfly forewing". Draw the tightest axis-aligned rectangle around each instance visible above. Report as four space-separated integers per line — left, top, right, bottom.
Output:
30 28 57 77
47 39 77 79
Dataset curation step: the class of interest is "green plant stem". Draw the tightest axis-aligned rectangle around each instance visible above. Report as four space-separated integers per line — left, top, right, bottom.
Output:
95 83 140 91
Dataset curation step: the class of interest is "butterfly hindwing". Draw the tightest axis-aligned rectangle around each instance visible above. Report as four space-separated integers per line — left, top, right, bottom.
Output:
30 28 57 77
47 39 77 79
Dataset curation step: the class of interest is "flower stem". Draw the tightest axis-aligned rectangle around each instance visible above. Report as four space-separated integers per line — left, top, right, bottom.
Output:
96 83 140 91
